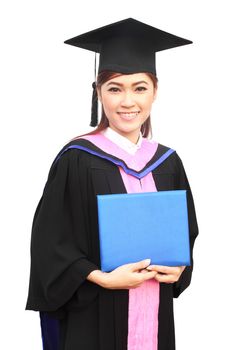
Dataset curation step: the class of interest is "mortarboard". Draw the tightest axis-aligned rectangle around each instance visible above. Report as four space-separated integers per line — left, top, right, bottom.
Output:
64 18 193 127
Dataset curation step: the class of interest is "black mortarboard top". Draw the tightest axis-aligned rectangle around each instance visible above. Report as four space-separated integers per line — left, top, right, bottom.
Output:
64 18 193 126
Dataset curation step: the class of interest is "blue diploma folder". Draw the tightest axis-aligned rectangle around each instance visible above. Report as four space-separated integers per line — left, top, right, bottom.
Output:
97 190 190 272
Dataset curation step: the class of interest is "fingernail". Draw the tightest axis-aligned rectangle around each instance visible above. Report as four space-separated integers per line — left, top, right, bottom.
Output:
146 266 152 270
144 259 151 264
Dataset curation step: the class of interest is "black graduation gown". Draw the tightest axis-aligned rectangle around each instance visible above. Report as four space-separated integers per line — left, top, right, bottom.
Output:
25 137 199 350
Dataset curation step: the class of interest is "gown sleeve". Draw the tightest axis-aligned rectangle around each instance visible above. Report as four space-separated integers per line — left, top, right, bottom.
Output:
25 149 99 312
172 153 199 298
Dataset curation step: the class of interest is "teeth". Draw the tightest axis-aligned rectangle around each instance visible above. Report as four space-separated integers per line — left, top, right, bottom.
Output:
119 112 139 117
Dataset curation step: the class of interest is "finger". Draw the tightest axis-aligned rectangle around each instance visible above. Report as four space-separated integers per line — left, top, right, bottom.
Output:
147 265 181 274
131 259 151 272
141 271 157 281
154 273 176 283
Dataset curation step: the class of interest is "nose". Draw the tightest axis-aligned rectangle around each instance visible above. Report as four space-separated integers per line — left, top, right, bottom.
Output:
120 91 135 108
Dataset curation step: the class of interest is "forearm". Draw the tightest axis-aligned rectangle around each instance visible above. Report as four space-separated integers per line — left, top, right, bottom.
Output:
86 269 109 288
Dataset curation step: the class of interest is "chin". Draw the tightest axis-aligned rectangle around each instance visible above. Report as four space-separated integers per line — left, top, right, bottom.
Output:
117 125 141 134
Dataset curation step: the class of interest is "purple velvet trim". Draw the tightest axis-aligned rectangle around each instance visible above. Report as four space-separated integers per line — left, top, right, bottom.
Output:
54 145 175 179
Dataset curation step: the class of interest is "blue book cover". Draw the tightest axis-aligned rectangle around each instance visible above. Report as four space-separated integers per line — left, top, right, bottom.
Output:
97 190 190 272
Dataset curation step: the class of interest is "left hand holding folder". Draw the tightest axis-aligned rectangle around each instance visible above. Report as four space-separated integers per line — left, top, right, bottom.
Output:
145 265 186 284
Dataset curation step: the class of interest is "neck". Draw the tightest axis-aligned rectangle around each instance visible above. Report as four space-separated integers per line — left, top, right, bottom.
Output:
108 126 141 144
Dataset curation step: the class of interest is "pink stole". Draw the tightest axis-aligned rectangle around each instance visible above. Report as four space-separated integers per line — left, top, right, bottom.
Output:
77 134 160 350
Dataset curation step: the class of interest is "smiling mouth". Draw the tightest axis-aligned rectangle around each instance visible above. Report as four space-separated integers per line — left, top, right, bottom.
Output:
117 111 140 120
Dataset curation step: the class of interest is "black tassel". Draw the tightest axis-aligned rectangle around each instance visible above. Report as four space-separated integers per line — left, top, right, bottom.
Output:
90 81 98 127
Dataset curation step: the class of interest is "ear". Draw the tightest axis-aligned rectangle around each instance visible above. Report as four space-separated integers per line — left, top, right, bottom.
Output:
97 87 102 103
153 87 158 101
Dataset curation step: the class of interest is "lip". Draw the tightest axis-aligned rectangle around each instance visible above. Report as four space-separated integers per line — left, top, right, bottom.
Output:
117 111 140 113
117 111 140 121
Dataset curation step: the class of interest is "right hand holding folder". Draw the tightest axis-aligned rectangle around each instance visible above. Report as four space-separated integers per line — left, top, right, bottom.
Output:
103 259 157 290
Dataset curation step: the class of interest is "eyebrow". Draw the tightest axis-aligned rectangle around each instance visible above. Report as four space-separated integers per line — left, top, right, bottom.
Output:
106 80 149 87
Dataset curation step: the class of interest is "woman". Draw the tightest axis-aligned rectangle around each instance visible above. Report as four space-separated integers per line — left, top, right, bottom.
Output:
25 18 199 350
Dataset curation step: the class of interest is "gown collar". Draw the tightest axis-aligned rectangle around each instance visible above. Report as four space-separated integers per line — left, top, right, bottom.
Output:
100 127 142 155
53 134 175 179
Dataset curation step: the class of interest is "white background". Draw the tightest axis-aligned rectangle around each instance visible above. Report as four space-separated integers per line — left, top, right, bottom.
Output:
1 0 242 349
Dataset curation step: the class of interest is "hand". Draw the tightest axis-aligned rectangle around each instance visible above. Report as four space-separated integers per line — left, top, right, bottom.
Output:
103 259 157 290
146 265 186 284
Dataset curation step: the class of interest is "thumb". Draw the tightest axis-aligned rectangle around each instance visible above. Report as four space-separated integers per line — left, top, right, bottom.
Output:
131 259 151 271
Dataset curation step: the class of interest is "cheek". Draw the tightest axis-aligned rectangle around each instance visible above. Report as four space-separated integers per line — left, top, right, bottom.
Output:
140 95 154 110
138 88 154 104
102 96 119 112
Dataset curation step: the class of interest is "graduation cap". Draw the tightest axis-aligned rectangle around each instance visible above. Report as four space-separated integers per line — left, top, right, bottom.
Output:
64 18 192 127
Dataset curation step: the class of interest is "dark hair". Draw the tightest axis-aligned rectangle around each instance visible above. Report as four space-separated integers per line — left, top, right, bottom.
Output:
73 70 158 140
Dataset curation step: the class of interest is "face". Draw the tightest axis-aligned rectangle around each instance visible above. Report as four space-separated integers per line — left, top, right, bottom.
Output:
97 73 157 143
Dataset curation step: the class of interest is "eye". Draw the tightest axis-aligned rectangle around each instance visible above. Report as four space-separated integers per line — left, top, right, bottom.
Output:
108 87 120 92
136 86 147 92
